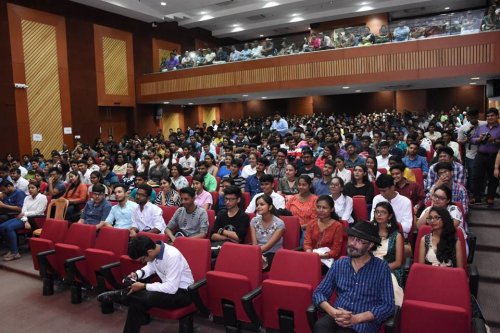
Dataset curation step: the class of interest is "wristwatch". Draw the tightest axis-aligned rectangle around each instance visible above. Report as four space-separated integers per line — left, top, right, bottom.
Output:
218 228 224 235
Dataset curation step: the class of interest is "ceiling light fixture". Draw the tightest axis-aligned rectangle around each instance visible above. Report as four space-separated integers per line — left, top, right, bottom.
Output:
232 24 240 27
163 101 170 104
342 86 350 89
356 5 373 12
160 2 167 6
444 7 450 10
242 94 249 97
261 96 268 99
259 34 264 37
231 27 244 32
289 17 304 23
199 14 213 21
263 2 279 8
188 102 194 105
355 90 362 93
291 13 300 17
470 77 480 80
360 1 369 5
199 11 207 15
469 82 477 85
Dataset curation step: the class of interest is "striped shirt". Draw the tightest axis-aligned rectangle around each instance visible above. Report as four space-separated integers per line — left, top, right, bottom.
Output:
427 161 466 190
313 255 394 333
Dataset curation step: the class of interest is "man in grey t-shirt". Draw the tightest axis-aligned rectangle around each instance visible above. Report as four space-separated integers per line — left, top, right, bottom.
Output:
165 187 209 242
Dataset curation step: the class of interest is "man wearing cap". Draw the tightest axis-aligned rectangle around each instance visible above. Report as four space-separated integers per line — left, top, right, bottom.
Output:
313 222 394 333
77 183 112 229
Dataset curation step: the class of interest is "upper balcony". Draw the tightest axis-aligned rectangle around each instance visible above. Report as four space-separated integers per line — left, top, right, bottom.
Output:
137 29 500 105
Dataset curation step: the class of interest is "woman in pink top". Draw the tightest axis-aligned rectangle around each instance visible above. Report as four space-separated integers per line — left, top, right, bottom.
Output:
193 174 213 210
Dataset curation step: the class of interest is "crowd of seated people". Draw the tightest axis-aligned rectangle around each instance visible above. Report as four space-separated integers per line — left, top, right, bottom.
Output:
159 7 497 73
0 103 497 331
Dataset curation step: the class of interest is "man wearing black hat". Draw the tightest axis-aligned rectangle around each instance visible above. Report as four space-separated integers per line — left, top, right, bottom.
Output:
312 222 394 333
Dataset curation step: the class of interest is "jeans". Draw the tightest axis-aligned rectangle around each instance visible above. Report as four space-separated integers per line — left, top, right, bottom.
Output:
464 157 475 193
123 288 191 333
473 153 499 201
0 218 24 253
313 315 356 333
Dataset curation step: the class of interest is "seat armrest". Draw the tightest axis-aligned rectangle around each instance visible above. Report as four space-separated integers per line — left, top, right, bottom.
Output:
306 304 318 331
402 257 412 288
468 264 479 298
37 249 56 279
384 305 400 333
472 317 488 333
187 278 210 316
242 286 263 328
64 256 86 285
99 261 122 290
466 230 476 264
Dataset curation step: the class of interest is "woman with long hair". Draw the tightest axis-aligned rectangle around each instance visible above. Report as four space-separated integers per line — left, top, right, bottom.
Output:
372 202 404 285
112 153 127 176
87 156 99 172
343 164 375 204
285 175 317 230
162 148 175 171
250 194 285 271
329 176 353 223
365 155 381 182
33 170 48 194
217 154 233 178
241 153 258 179
170 163 189 190
204 153 219 177
64 170 88 222
418 206 464 268
315 144 336 170
332 156 352 184
149 154 169 185
121 162 137 191
277 163 299 195
87 171 109 197
417 185 464 230
303 195 343 273
155 177 181 207
193 174 213 210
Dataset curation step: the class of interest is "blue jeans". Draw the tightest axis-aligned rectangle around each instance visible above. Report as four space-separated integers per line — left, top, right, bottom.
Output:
0 218 24 253
465 157 475 193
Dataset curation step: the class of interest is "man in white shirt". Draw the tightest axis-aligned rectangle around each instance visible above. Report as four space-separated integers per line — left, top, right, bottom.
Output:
129 184 166 237
370 174 413 239
376 141 392 171
11 159 28 178
178 145 196 176
9 168 29 195
98 235 194 333
245 174 285 214
77 160 92 185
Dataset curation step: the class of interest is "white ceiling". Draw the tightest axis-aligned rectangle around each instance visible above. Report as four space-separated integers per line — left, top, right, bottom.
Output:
70 0 486 40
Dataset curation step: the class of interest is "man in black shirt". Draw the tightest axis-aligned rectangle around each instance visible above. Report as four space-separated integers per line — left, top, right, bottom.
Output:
297 149 322 179
210 185 249 248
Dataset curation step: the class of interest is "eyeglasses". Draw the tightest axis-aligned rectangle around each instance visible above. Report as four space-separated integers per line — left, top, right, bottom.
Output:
348 236 370 245
374 210 388 215
426 215 442 222
432 194 447 201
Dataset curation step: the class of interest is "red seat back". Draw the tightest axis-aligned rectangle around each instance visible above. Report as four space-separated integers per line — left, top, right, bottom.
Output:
242 192 251 209
268 249 321 285
214 243 262 288
159 205 178 223
280 216 300 250
412 168 424 189
352 195 368 221
136 232 166 243
372 181 380 196
95 227 130 254
340 220 349 257
207 209 216 237
185 176 193 187
29 219 69 271
209 192 219 209
173 237 211 281
215 177 221 191
62 223 97 250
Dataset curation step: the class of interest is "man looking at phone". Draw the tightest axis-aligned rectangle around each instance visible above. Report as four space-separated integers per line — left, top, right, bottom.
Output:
97 236 194 333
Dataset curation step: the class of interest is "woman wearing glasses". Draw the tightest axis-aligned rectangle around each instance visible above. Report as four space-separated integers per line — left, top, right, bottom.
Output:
416 185 464 232
417 206 464 268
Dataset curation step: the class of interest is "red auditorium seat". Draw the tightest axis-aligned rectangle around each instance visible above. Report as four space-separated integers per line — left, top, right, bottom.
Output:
215 177 221 191
280 216 301 250
207 209 216 237
148 237 211 333
352 195 369 221
400 263 486 333
37 223 96 296
185 176 193 187
190 242 262 331
159 205 179 223
29 218 68 271
64 227 130 304
242 249 322 333
242 192 251 209
411 168 424 189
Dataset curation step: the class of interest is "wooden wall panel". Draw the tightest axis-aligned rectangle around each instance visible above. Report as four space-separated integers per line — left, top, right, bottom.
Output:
94 24 135 106
395 90 427 114
287 97 313 116
7 4 72 157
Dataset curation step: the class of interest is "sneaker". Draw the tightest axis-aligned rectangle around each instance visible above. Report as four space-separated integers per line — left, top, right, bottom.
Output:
2 251 12 259
3 253 21 261
97 289 128 304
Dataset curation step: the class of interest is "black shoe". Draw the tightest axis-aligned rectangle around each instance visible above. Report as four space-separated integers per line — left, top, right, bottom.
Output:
97 289 128 304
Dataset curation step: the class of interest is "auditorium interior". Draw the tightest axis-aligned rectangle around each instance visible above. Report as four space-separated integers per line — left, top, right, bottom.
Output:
1 0 500 332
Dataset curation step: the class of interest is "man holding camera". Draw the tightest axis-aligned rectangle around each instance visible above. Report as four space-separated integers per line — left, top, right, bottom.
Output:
98 236 194 333
471 108 500 205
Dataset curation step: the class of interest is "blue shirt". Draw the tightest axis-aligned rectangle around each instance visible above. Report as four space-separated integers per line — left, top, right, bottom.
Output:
2 188 26 208
82 199 112 225
105 200 138 229
402 155 429 174
271 118 289 136
245 174 262 199
103 171 119 186
313 256 394 333
313 178 331 196
345 156 366 169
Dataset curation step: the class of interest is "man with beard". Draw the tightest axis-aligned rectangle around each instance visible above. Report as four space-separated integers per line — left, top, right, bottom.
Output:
312 222 394 333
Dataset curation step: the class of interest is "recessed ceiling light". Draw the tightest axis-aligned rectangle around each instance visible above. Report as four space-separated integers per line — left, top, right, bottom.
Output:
308 27 311 30
356 5 373 12
242 94 249 97
444 7 450 10
263 2 279 8
188 102 194 105
199 15 213 21
259 34 264 37
231 27 244 32
261 96 268 99
342 86 350 89
355 90 362 93
160 2 167 6
470 77 480 80
360 1 369 5
163 101 170 104
199 11 207 15
469 82 477 85
232 24 240 27
291 13 300 17
289 17 304 23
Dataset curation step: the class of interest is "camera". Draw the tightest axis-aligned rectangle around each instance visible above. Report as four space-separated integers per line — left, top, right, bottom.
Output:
123 276 136 288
